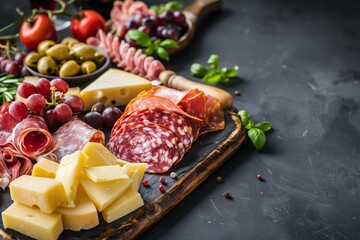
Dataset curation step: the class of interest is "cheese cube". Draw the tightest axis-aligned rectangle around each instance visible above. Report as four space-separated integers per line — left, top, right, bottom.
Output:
80 68 152 111
102 189 144 223
83 165 128 182
9 175 66 214
123 163 147 191
2 202 63 240
55 186 99 231
79 174 131 212
55 150 88 208
32 158 59 178
82 142 117 167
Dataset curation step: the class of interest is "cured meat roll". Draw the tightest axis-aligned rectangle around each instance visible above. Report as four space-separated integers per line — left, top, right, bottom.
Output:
107 121 185 173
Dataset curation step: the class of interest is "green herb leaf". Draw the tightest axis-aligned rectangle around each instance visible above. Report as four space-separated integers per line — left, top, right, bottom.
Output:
150 5 161 14
248 128 266 150
144 47 154 56
164 1 183 11
126 30 151 47
154 39 162 48
238 110 254 129
190 63 209 78
221 66 239 78
207 54 220 70
156 47 169 61
203 72 222 84
160 39 179 49
255 121 272 132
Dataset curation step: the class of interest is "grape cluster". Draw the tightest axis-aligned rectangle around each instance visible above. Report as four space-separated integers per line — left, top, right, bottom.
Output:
119 10 188 44
83 102 123 129
15 78 84 129
0 53 29 78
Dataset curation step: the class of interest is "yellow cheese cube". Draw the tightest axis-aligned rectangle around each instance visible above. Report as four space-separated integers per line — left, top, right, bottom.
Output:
9 175 66 214
2 202 63 240
102 189 144 223
55 150 88 208
79 174 131 212
32 158 59 178
84 165 128 182
80 68 152 111
82 142 117 167
123 163 147 191
55 186 99 231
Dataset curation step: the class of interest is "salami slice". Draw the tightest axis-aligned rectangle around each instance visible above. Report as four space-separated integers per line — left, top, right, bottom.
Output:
51 118 105 162
10 116 56 160
107 121 184 173
113 108 194 151
199 95 225 135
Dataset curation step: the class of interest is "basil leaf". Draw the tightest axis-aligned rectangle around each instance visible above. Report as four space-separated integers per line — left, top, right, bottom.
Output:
203 72 222 84
164 1 183 11
127 30 151 47
153 39 162 48
207 54 219 70
156 47 169 61
160 39 179 49
150 5 161 14
190 63 209 78
238 110 254 129
255 121 272 132
221 66 238 78
248 128 266 151
144 47 154 56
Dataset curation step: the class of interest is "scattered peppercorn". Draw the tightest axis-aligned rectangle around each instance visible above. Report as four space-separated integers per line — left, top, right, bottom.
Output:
234 90 241 96
257 174 264 181
223 191 232 199
159 185 165 193
216 176 223 183
170 172 177 178
142 179 149 187
159 177 166 184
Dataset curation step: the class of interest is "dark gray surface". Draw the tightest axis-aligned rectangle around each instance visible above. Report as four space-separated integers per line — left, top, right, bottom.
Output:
2 0 360 239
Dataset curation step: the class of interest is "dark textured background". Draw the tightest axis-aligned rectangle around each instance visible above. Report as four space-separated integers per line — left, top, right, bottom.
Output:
1 0 360 239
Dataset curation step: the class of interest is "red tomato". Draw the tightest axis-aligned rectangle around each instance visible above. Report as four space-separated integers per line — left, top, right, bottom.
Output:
19 14 56 50
71 10 106 42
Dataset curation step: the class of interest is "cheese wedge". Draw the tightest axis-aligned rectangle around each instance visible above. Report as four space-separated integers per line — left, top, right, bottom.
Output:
79 174 131 212
83 142 118 167
80 68 152 111
123 163 147 191
116 159 129 166
9 175 66 214
102 189 144 223
55 186 99 231
2 202 63 240
55 150 88 208
32 158 59 178
83 165 128 182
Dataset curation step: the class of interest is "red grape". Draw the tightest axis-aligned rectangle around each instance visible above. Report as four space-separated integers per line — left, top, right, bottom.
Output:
0 59 10 72
91 102 106 114
26 94 46 115
53 103 72 123
173 11 186 27
116 25 128 39
35 78 51 96
44 109 59 129
142 17 155 29
14 53 25 66
64 95 84 114
83 111 103 129
150 15 162 27
159 10 174 24
4 61 21 77
51 78 69 93
9 101 28 122
138 25 152 35
102 106 123 128
21 66 30 77
17 82 38 98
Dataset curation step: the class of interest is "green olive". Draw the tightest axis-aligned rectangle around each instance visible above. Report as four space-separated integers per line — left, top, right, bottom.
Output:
94 51 106 67
24 52 42 69
81 61 97 74
37 56 57 75
71 44 96 61
61 37 79 48
37 40 56 56
59 60 81 77
46 44 70 62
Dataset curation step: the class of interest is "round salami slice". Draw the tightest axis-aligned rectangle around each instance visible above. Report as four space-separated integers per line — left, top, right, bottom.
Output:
107 121 184 173
112 108 194 151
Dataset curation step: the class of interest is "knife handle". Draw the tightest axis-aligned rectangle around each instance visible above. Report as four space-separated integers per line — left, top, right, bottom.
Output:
159 70 233 110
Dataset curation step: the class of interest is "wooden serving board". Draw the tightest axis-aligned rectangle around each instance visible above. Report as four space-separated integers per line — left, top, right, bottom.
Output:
0 108 245 240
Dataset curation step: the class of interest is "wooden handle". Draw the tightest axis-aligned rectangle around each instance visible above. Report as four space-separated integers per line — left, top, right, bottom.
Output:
185 0 223 18
159 70 233 109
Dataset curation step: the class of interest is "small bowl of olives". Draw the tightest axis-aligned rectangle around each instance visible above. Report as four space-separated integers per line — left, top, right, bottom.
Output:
24 38 110 86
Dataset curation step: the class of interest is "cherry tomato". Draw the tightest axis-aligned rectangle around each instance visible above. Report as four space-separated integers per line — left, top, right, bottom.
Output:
71 10 106 42
19 14 56 50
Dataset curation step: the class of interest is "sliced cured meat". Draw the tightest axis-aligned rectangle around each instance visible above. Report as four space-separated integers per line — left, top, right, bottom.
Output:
51 118 105 162
147 60 165 80
107 121 184 173
113 108 194 151
0 153 11 190
10 116 56 160
199 95 225 135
